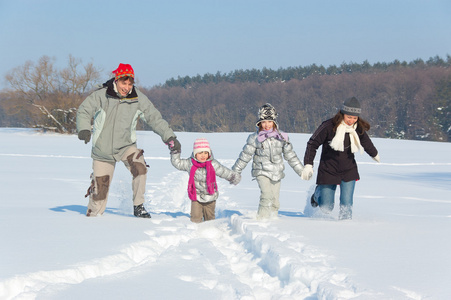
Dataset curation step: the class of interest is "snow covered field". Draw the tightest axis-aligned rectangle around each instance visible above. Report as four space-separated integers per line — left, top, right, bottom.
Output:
0 128 450 299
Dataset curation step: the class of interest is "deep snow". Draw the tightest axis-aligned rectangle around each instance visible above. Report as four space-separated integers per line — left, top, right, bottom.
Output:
0 128 450 300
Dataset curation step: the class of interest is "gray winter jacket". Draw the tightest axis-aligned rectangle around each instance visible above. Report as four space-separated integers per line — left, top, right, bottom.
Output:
76 79 175 162
171 152 238 203
232 132 304 182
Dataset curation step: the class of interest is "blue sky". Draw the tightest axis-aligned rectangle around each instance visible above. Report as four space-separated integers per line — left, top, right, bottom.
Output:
1 0 450 88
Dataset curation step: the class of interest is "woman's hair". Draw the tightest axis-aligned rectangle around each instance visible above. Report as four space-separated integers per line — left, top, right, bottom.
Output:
257 121 277 131
332 112 370 134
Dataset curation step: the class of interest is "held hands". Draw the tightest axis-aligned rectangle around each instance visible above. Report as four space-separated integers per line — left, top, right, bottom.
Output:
229 172 241 185
165 137 181 154
78 130 91 144
301 164 314 180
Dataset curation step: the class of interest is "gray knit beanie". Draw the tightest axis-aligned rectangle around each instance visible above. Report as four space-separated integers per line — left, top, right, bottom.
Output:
341 97 361 116
256 103 279 127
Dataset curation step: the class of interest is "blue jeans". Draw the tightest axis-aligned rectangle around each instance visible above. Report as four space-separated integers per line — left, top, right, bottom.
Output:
314 180 356 220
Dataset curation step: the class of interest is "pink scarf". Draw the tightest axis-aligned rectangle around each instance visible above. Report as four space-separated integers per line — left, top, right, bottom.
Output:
188 158 217 201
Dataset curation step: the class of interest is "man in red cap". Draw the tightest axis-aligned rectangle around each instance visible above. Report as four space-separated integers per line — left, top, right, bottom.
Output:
76 63 181 218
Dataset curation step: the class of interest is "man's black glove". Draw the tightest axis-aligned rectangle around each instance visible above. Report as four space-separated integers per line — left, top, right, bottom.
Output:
165 136 181 153
78 130 91 144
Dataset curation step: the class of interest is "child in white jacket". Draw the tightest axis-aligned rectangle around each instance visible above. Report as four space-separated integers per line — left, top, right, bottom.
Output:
232 103 304 220
171 138 240 223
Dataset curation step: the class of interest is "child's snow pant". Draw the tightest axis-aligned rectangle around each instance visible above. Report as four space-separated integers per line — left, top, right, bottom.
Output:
86 146 147 217
190 200 216 223
256 176 281 219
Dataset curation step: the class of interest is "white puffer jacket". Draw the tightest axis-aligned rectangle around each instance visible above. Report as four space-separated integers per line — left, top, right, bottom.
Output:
171 152 238 203
232 132 304 182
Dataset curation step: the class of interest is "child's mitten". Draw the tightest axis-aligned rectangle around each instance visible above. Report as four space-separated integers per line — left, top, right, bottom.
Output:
229 172 241 185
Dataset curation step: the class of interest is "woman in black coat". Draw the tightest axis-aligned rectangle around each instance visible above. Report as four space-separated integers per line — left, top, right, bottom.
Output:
301 97 380 220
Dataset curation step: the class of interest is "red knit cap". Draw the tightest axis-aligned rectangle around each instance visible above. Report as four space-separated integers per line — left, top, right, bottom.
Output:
112 63 134 80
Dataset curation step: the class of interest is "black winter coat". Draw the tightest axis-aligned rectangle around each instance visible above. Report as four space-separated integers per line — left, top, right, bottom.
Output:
303 119 378 185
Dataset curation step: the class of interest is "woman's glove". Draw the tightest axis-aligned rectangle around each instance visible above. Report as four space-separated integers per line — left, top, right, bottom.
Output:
372 154 380 163
301 164 314 180
78 130 91 144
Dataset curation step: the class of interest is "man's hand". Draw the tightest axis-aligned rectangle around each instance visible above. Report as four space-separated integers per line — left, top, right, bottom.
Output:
165 137 181 153
78 130 91 144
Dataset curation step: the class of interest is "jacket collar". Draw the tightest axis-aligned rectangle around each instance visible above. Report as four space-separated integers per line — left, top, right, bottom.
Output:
103 78 138 99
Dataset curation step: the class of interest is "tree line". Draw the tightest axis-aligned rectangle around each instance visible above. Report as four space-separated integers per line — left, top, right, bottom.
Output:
1 55 450 142
162 55 451 87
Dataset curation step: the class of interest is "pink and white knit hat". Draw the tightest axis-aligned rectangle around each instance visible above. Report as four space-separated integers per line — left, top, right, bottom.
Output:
193 138 211 156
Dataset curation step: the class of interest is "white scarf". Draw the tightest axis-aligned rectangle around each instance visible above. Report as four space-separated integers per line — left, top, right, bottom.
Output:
329 121 363 154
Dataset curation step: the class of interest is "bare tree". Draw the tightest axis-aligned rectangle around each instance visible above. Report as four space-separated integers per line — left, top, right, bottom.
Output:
60 54 101 95
5 55 102 133
5 56 67 131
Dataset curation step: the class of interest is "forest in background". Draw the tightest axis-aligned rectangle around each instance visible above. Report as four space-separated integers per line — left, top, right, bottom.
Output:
1 55 450 142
